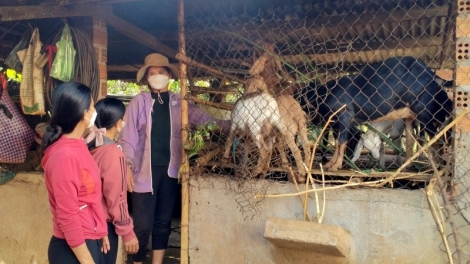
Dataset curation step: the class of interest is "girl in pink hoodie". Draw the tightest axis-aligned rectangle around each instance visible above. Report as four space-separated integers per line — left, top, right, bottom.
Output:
41 82 107 264
86 98 139 264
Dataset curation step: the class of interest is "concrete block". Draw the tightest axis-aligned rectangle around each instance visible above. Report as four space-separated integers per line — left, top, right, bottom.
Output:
264 217 353 258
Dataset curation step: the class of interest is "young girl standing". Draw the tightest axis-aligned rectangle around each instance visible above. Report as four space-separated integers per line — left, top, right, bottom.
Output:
86 98 139 264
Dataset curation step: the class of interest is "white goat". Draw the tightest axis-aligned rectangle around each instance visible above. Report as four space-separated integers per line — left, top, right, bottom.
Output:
222 77 308 178
222 77 283 176
351 119 405 166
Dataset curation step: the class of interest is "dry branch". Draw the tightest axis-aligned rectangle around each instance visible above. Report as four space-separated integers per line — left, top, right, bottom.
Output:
288 166 311 221
425 179 453 264
254 111 468 199
196 147 222 166
254 168 444 199
423 147 465 263
379 109 468 187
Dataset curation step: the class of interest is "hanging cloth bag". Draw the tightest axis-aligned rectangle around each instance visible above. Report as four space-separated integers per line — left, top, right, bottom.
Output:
50 24 76 82
17 27 46 115
0 75 35 163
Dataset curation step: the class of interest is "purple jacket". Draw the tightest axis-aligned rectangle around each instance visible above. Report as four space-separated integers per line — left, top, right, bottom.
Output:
118 92 230 193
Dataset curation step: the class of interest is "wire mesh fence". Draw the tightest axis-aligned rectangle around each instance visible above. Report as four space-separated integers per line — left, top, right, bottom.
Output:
177 0 469 261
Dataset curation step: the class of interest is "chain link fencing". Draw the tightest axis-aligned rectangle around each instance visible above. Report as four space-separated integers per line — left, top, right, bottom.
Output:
176 0 470 261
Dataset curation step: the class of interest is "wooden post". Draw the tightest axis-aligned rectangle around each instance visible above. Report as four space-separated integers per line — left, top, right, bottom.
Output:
439 1 456 69
178 0 190 263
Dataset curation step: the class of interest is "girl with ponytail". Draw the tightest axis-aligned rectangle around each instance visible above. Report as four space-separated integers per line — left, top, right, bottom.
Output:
41 82 107 264
85 98 139 263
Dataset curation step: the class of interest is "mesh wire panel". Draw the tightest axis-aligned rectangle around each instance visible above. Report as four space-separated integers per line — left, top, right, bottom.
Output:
178 0 469 261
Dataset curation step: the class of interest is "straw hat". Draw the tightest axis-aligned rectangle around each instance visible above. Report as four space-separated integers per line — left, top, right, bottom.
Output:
136 53 179 84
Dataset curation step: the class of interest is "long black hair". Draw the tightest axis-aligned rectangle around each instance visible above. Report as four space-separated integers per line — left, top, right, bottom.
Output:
41 82 92 152
94 98 126 130
86 98 126 150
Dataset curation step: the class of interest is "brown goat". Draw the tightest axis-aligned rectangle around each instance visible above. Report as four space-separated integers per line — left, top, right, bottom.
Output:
275 95 312 182
249 42 294 96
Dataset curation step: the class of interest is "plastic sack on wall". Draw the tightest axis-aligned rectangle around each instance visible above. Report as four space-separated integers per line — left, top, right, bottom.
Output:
50 24 76 82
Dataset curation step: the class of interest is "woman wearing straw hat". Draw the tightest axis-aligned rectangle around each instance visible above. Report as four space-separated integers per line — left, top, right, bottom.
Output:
119 53 230 264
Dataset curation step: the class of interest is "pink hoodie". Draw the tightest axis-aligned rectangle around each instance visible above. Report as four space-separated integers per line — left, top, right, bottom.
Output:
90 142 136 242
42 136 107 248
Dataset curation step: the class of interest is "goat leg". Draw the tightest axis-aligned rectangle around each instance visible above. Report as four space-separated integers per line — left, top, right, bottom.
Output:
275 134 289 166
379 139 385 169
285 132 307 181
254 138 271 177
327 142 347 172
392 136 403 165
404 118 414 161
222 129 237 163
324 140 340 169
298 126 312 169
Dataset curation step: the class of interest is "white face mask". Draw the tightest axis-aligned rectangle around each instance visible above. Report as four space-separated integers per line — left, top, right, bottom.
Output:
86 110 97 129
117 121 126 133
148 74 169 90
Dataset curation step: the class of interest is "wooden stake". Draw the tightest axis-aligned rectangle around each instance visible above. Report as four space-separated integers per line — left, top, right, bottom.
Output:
439 1 456 70
177 0 190 263
176 52 246 84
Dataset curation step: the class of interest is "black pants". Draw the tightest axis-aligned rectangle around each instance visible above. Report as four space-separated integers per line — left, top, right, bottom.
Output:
48 236 105 264
103 222 119 264
130 166 179 262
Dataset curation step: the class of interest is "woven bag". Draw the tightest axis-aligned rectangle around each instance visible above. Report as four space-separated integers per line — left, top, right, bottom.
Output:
0 79 35 163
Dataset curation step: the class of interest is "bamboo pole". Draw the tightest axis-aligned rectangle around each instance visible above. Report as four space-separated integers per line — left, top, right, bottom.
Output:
177 0 189 263
185 95 234 111
425 179 454 264
189 87 240 95
439 0 456 70
423 148 464 263
176 52 247 84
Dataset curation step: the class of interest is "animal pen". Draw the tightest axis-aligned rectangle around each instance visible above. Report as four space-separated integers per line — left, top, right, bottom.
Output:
0 0 469 263
172 0 470 263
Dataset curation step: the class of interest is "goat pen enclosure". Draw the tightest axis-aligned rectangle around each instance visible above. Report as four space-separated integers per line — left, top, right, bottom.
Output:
176 0 470 262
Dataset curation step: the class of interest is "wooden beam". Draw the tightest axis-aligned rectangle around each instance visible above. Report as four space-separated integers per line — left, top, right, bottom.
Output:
106 14 177 59
40 0 144 5
211 37 444 69
282 37 444 63
172 6 449 45
189 87 239 95
176 53 246 83
0 4 112 21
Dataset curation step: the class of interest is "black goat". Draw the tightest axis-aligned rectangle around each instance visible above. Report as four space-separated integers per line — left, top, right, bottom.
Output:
294 56 452 171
